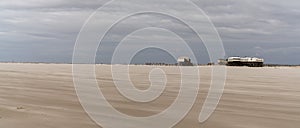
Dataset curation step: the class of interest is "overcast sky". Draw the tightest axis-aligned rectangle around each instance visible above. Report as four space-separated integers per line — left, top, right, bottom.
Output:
0 0 300 64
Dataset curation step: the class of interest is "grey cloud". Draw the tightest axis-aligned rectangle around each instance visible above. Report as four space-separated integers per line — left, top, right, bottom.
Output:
0 0 299 64
0 0 107 10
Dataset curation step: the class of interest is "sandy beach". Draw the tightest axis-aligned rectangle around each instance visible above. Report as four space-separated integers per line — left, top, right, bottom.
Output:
0 63 300 128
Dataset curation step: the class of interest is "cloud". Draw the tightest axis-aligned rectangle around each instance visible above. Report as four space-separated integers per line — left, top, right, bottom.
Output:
0 0 300 64
0 0 106 10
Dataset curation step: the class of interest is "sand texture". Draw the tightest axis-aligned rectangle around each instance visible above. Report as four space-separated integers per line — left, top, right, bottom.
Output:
0 63 300 128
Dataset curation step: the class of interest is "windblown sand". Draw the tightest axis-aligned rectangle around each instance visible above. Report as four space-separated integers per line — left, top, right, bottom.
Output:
0 63 299 128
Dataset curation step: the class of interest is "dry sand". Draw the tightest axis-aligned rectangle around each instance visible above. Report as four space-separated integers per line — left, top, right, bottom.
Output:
0 63 300 128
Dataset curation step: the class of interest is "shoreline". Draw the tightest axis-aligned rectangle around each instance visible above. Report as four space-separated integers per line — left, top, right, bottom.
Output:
0 62 299 68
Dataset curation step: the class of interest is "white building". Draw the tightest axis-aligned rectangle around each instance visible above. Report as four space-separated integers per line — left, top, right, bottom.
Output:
220 57 264 67
177 57 193 66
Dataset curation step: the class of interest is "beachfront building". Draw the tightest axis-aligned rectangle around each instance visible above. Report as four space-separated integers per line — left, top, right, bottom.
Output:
218 57 264 67
177 57 193 66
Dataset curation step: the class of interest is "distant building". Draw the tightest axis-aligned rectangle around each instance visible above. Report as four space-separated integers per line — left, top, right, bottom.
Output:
218 57 264 67
177 57 193 66
217 59 227 65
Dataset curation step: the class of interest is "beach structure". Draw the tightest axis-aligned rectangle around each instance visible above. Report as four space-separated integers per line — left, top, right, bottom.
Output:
218 57 264 67
218 59 228 65
177 57 193 66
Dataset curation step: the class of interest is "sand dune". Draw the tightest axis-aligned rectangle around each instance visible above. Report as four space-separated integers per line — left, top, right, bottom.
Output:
0 63 300 128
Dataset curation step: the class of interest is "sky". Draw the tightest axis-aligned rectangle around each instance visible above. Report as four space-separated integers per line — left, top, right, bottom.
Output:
0 0 300 64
